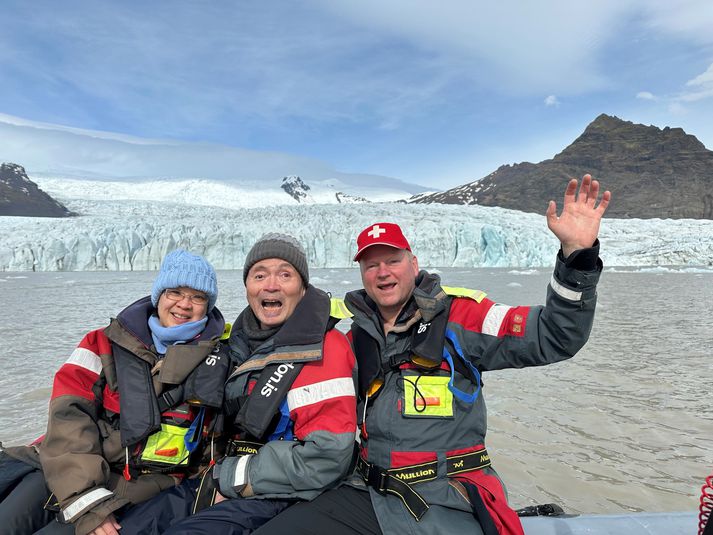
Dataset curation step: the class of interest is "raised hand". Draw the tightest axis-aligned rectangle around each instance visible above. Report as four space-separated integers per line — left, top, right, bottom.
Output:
546 174 611 258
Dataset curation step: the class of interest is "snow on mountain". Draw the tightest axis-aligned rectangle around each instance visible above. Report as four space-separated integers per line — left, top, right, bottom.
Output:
34 176 292 209
280 175 370 204
1 191 711 271
281 175 313 203
30 174 410 209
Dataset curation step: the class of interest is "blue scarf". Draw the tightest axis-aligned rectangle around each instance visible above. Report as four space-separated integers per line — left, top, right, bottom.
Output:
148 315 208 355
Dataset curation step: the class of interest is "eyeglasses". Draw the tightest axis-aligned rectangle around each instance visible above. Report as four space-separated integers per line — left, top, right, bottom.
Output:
163 289 209 305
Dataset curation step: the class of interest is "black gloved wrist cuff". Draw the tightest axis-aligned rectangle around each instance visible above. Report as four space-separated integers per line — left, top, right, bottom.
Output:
559 239 600 271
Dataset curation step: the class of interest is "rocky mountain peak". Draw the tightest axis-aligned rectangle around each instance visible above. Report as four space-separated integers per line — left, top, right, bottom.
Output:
0 162 74 217
556 114 707 165
0 162 33 184
281 175 313 203
410 114 713 219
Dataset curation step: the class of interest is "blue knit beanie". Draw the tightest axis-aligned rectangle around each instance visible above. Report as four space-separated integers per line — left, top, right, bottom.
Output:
151 250 218 312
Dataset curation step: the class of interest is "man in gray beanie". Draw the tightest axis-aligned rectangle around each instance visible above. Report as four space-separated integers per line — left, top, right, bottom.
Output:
240 233 310 330
243 232 309 286
120 234 357 535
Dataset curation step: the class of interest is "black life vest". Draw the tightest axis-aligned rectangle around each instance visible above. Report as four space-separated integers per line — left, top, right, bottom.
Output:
114 340 230 448
225 286 336 441
352 296 481 400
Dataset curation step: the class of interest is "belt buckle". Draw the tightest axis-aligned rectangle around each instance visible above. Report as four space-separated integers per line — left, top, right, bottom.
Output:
366 464 388 495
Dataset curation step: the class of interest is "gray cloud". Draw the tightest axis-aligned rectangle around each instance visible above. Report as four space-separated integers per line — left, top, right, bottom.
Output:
0 113 428 193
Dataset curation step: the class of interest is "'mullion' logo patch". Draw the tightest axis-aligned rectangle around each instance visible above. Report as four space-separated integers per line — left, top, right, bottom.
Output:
234 445 259 455
394 467 436 481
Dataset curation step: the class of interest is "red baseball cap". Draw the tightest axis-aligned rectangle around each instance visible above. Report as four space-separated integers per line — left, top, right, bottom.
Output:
354 222 412 261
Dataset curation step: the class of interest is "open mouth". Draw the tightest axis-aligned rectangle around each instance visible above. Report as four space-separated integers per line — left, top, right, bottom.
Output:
171 312 191 321
377 282 397 291
262 299 283 311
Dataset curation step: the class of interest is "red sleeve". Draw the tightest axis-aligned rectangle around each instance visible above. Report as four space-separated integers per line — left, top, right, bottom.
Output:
288 329 357 438
450 297 530 338
51 329 110 402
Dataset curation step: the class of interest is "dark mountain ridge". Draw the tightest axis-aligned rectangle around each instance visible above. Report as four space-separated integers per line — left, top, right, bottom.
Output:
0 163 74 217
410 114 713 219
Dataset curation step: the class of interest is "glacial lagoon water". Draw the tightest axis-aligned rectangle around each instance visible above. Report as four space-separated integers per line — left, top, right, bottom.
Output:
0 267 711 515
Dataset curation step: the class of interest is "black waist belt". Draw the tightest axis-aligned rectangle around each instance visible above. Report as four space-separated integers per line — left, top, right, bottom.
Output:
226 439 264 457
356 447 491 521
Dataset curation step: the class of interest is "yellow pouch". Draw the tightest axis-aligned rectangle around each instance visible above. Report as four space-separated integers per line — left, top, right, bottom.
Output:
141 423 191 466
402 374 453 418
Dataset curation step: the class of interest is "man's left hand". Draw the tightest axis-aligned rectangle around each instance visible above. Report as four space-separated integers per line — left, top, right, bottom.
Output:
546 174 611 258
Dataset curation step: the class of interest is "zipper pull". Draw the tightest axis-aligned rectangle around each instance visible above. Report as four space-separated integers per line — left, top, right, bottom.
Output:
209 433 216 467
360 393 370 440
123 447 132 481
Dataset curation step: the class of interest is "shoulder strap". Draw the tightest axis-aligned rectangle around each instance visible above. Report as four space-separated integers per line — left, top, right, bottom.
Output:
410 298 452 369
113 344 162 447
183 338 231 408
158 335 233 413
157 384 185 413
234 360 304 440
351 324 384 399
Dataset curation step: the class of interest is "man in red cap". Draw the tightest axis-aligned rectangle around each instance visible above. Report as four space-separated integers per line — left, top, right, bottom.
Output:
351 222 416 332
255 175 611 535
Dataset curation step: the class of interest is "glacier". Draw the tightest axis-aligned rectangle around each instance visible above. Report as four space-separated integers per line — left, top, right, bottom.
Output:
30 175 415 207
0 178 712 271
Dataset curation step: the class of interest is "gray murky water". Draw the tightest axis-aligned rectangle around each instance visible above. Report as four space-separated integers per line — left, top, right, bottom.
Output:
1 267 711 515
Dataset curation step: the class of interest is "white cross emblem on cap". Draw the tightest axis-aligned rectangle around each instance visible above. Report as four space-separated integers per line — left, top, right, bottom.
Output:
368 224 386 238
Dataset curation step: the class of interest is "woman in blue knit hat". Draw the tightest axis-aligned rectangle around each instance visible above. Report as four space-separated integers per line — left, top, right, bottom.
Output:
0 250 229 535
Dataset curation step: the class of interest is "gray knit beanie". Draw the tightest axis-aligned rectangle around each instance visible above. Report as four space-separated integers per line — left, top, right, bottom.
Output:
243 233 309 285
151 249 218 311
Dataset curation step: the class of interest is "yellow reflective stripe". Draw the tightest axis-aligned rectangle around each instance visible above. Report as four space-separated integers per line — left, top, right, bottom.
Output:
442 286 486 303
330 298 353 319
220 322 232 340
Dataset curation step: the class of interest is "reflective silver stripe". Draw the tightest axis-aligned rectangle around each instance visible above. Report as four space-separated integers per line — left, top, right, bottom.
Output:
550 275 582 301
482 304 512 336
61 487 113 522
287 377 355 411
66 347 102 375
233 454 252 488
